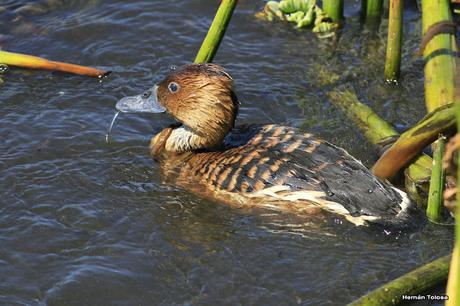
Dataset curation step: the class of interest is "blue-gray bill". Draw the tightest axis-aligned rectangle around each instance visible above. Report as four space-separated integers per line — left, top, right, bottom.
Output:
115 85 166 113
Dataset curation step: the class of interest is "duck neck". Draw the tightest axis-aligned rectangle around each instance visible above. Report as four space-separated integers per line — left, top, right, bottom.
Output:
165 125 226 153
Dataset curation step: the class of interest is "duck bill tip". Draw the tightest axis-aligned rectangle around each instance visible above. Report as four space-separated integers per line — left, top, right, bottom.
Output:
115 85 166 113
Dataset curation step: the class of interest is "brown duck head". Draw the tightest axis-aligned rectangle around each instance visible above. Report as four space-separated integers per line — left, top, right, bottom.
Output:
117 63 240 156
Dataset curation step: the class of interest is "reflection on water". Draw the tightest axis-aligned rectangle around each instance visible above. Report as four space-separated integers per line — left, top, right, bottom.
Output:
0 1 454 305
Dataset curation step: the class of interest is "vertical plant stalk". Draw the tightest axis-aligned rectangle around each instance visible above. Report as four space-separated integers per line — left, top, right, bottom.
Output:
421 0 459 299
363 0 383 22
194 0 238 63
322 0 344 22
421 0 455 113
0 50 109 78
384 0 403 82
426 135 446 223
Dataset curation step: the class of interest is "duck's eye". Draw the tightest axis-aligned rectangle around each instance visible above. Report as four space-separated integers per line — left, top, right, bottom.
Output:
168 82 179 93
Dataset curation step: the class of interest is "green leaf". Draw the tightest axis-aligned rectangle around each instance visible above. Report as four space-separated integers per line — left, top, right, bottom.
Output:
278 0 314 14
296 7 315 27
285 11 305 23
264 1 283 21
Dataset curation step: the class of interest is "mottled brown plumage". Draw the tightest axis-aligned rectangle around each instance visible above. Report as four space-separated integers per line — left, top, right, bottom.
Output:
152 64 239 153
122 63 420 227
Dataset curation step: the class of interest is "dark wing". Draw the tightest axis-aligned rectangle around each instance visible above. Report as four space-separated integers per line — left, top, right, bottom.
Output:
223 124 405 219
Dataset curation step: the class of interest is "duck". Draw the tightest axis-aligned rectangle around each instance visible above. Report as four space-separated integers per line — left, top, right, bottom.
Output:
116 63 420 227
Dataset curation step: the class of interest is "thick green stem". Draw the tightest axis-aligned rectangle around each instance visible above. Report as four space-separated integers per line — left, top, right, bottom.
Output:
426 135 446 223
348 255 451 306
421 0 455 112
322 0 343 22
363 0 383 22
194 0 238 63
384 0 402 82
328 89 398 145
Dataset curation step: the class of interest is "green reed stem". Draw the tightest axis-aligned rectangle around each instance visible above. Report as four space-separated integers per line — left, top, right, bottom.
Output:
362 0 383 22
426 135 446 223
328 89 398 144
194 0 238 63
421 0 456 113
322 0 343 22
348 255 451 306
384 0 403 82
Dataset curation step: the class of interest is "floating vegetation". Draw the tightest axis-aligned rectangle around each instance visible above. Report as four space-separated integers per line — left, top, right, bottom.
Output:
255 0 338 38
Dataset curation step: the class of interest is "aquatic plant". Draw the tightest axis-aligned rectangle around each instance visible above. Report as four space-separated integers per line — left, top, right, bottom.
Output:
349 255 451 306
322 0 343 22
372 103 455 179
0 50 109 78
426 135 446 223
256 0 338 38
362 0 383 23
421 0 456 113
195 0 237 63
384 0 402 82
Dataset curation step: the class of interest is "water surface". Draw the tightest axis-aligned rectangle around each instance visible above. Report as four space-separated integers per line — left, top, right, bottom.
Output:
0 1 454 305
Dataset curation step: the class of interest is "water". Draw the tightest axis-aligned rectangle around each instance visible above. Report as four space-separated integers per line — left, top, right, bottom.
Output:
0 1 455 305
105 111 119 143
